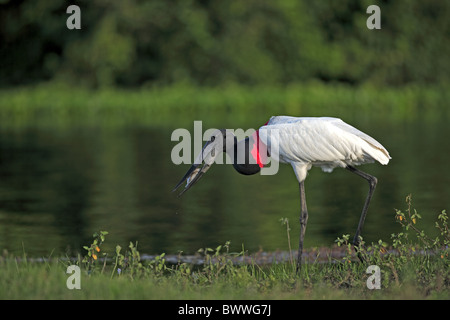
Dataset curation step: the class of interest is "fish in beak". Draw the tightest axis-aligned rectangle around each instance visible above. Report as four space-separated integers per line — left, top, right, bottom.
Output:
172 130 225 197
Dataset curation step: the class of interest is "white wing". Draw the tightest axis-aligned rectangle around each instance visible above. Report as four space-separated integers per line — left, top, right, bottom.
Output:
259 116 391 182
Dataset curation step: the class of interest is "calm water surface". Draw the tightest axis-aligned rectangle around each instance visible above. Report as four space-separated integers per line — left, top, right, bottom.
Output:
0 119 449 256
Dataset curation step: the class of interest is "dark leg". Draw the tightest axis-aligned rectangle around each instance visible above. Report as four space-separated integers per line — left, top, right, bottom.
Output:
346 165 378 261
296 180 308 274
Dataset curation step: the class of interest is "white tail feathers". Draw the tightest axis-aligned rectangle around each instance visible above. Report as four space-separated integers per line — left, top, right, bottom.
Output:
363 139 391 165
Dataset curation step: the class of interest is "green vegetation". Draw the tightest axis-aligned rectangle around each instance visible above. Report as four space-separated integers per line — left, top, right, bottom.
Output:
1 196 448 299
0 83 448 128
1 1 449 88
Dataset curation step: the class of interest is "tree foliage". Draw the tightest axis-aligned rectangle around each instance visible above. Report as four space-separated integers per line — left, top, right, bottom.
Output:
1 0 449 88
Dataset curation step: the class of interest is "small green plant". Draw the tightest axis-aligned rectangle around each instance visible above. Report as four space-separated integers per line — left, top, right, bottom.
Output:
335 234 353 264
111 241 148 278
279 217 294 267
395 195 449 259
82 231 108 274
148 252 167 275
111 244 124 278
198 241 235 279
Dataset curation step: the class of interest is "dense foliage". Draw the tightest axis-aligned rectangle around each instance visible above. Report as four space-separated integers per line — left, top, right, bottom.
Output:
1 0 449 88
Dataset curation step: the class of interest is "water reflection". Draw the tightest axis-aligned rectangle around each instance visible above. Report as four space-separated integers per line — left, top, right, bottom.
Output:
0 120 449 256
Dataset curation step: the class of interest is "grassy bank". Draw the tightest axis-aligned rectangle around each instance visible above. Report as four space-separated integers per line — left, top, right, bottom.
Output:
0 256 447 300
0 83 448 128
1 197 448 299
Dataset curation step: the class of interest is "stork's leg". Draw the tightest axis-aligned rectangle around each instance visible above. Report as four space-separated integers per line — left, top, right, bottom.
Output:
296 180 308 274
346 165 378 261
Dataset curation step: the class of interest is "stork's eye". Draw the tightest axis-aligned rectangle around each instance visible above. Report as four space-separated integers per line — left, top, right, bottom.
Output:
211 136 215 142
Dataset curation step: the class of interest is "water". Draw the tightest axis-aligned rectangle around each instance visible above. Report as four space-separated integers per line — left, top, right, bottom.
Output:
0 119 449 257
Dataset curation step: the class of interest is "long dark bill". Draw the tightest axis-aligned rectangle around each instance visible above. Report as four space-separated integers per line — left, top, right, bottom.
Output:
172 162 211 197
172 140 215 197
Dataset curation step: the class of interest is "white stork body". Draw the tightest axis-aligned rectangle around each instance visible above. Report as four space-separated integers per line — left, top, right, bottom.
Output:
174 115 391 273
259 116 391 182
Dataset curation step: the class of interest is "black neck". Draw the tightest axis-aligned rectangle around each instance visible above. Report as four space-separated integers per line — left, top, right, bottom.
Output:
227 136 261 175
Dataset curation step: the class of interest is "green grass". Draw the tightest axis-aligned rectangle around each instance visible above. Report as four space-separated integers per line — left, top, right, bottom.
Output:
1 196 448 300
0 251 447 300
0 82 449 128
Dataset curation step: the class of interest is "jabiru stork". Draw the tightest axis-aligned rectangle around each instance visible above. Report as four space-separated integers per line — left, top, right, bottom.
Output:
173 116 391 272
